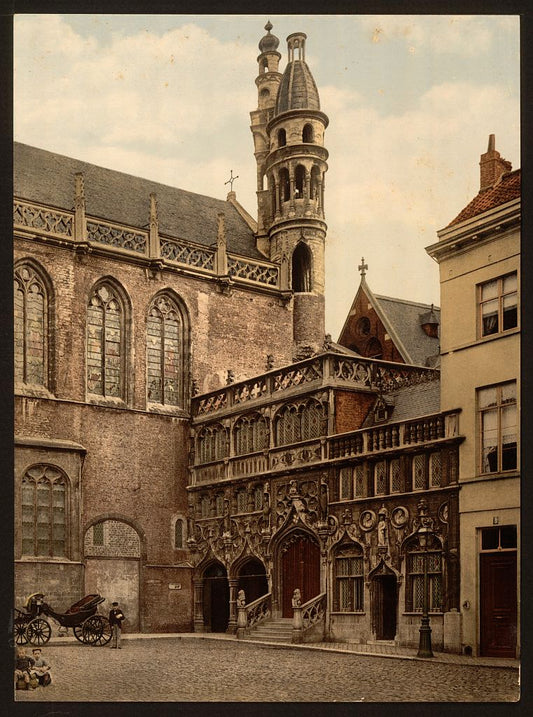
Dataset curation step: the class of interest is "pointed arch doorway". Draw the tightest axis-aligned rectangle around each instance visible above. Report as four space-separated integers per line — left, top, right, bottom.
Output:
279 530 320 616
371 569 398 641
202 562 229 633
237 558 268 604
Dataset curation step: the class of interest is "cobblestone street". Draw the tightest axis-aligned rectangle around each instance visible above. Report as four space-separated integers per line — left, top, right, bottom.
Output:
14 636 519 703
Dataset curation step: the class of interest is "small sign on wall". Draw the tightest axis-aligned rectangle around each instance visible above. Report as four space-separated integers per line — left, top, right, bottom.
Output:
169 583 182 590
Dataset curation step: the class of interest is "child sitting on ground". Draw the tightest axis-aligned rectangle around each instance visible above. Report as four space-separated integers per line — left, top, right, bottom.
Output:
14 647 37 690
31 647 51 686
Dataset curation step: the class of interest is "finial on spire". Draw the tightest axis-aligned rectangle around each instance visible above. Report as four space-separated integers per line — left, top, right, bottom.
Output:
358 257 368 278
265 21 273 32
224 169 239 192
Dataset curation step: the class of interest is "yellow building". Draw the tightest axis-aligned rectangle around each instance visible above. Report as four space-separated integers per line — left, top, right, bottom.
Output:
426 135 520 658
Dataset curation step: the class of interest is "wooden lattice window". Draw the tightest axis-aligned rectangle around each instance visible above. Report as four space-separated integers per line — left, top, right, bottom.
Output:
390 458 401 493
87 284 124 398
215 494 224 516
236 489 247 514
339 467 353 500
333 544 364 612
254 485 263 511
374 461 387 495
429 452 442 487
412 454 426 490
147 294 184 407
406 541 443 613
234 414 268 456
354 464 365 497
21 466 66 557
93 522 104 546
200 495 210 518
14 264 48 386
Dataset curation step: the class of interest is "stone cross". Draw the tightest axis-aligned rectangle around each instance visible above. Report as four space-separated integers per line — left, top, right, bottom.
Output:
358 257 368 278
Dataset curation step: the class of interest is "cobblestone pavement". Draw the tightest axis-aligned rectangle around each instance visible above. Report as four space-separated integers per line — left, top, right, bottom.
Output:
15 636 519 703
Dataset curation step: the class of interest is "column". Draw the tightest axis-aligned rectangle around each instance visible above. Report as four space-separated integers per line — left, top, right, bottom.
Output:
227 578 239 633
193 579 205 632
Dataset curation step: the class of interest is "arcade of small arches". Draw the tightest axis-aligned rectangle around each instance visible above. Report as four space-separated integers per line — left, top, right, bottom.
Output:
266 163 324 217
194 397 328 464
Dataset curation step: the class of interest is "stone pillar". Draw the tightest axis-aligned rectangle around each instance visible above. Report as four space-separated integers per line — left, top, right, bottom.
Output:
291 588 303 643
149 192 160 258
227 578 239 633
236 589 247 640
193 579 205 633
73 172 87 242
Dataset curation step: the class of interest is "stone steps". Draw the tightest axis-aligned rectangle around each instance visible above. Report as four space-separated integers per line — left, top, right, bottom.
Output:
243 618 294 643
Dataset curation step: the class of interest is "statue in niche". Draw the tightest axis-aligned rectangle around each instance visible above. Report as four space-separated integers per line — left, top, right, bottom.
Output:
342 507 352 525
288 481 307 523
377 513 388 547
223 498 231 535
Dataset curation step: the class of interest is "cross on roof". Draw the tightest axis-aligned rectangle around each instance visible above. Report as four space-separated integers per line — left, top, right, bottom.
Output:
358 257 368 278
225 169 239 192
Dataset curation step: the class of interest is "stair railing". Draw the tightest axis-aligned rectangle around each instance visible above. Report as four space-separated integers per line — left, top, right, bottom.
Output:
236 590 272 639
292 589 326 644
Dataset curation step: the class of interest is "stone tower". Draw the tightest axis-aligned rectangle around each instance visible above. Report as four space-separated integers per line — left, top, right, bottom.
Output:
251 25 329 357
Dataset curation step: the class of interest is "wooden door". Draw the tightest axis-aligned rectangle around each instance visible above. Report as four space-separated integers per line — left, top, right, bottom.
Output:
480 552 517 657
372 575 397 640
281 533 320 617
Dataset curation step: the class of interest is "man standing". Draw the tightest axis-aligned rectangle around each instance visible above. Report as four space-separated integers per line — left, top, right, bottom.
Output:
109 601 126 649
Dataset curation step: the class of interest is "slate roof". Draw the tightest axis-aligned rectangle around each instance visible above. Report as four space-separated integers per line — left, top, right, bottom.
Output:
275 60 320 114
374 294 440 367
384 378 441 422
14 143 262 259
448 169 521 227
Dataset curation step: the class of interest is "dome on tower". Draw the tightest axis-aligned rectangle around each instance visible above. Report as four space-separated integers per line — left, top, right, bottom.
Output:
258 21 280 53
275 33 320 114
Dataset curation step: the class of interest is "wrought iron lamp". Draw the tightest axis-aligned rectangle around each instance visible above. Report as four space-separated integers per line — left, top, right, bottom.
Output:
417 524 434 658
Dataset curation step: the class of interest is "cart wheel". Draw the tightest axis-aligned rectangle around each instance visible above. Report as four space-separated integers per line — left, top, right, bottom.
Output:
73 624 85 643
93 617 112 646
26 617 51 646
14 617 28 645
81 615 106 645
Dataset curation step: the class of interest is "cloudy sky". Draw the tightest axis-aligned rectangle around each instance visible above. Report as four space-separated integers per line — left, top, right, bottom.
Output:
14 14 520 339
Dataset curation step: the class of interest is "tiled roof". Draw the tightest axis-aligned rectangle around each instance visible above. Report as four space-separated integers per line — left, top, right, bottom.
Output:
374 295 440 367
448 169 521 227
385 378 440 422
14 143 262 259
275 60 320 114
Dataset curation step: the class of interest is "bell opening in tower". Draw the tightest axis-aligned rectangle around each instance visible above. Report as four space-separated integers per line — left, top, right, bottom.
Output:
292 243 312 292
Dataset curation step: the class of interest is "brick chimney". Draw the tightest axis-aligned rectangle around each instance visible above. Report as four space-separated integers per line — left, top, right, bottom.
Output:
479 134 512 192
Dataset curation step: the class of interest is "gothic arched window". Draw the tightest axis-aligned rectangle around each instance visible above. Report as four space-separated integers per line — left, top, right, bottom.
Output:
302 124 314 143
197 424 228 464
87 282 125 398
21 465 66 557
174 518 184 549
147 294 186 407
275 399 326 446
14 263 49 387
234 413 269 456
292 242 312 292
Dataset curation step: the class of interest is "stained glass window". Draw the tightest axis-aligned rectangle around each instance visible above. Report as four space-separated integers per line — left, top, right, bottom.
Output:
334 545 364 612
87 284 123 398
14 265 47 386
147 295 183 406
406 544 443 612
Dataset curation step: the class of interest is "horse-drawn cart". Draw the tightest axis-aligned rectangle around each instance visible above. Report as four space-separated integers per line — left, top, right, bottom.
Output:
14 593 112 646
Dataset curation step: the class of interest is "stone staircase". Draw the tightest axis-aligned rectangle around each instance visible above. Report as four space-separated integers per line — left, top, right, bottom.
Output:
243 617 293 643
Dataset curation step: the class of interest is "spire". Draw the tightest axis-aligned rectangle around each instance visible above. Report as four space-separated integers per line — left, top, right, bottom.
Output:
258 21 280 53
275 32 320 115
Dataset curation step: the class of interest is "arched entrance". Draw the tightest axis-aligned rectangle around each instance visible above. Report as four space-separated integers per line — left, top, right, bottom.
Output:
371 572 398 640
203 562 229 633
279 530 320 616
237 558 268 604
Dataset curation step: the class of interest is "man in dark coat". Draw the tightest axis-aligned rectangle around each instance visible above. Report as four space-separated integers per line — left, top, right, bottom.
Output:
109 601 126 649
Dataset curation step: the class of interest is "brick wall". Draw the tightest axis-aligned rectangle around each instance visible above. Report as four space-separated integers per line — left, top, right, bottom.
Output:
334 391 375 434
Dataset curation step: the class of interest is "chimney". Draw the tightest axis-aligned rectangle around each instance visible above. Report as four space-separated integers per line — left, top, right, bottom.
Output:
479 134 512 192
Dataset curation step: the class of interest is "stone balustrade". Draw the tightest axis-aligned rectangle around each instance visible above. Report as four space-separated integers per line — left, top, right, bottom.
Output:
236 591 272 639
292 591 326 643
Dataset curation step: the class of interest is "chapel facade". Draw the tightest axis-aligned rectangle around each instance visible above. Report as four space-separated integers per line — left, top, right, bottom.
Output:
14 24 469 652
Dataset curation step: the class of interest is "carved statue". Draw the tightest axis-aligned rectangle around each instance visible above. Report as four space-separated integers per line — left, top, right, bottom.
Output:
262 484 271 529
292 589 301 608
223 498 231 534
342 507 352 525
237 589 246 607
377 514 388 546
